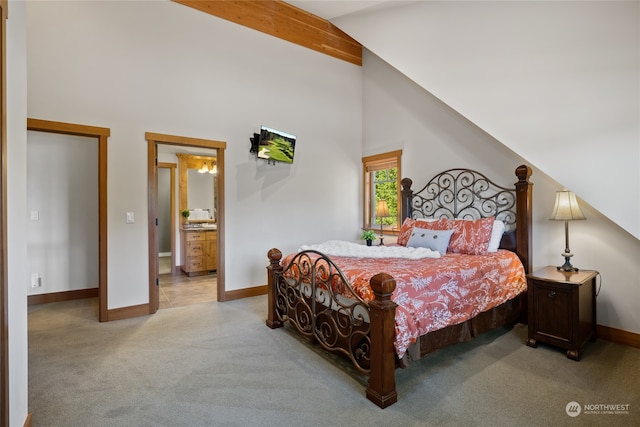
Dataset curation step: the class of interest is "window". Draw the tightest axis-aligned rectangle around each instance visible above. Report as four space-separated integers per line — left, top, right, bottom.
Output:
362 150 402 233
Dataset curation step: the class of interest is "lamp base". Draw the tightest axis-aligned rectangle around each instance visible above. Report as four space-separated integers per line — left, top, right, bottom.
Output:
557 253 579 272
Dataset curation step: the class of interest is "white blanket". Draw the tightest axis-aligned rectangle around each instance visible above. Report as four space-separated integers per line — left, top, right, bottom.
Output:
299 240 440 259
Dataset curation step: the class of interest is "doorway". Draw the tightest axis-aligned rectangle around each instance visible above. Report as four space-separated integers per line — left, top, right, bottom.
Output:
26 131 99 304
26 118 109 321
155 153 217 309
146 132 226 314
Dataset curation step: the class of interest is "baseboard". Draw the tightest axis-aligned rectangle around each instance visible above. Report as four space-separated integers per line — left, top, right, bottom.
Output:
28 288 99 305
597 324 640 349
223 285 268 301
23 412 32 427
27 289 638 350
106 303 150 321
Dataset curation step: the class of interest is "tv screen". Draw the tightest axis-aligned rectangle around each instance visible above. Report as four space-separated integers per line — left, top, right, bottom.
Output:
257 126 296 164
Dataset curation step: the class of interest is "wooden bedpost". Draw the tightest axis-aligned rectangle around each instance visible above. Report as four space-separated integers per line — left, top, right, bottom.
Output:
400 177 413 221
366 273 398 408
515 165 533 274
266 248 283 329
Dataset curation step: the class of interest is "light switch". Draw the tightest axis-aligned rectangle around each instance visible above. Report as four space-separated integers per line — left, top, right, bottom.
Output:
30 210 39 221
126 212 135 224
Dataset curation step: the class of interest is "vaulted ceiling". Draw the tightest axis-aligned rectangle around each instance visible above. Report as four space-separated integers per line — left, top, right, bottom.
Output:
287 0 419 20
174 1 640 239
326 1 638 239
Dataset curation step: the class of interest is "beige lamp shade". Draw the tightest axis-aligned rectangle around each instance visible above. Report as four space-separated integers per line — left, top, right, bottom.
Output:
550 190 586 221
376 199 390 218
550 189 585 272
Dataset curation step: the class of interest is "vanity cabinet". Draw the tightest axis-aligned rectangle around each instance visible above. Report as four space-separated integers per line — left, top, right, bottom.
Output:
180 229 217 276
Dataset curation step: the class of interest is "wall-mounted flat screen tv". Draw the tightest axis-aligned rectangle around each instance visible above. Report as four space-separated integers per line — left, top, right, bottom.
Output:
257 126 296 164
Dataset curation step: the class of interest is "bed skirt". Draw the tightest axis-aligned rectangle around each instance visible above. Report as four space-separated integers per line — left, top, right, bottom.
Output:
399 292 526 367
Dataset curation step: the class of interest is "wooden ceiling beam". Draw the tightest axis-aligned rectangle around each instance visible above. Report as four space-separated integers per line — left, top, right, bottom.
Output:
173 0 362 66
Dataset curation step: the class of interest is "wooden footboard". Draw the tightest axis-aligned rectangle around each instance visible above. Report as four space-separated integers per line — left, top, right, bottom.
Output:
266 248 399 408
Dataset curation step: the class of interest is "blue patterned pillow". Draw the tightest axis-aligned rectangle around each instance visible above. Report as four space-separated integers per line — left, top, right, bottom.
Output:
406 228 454 255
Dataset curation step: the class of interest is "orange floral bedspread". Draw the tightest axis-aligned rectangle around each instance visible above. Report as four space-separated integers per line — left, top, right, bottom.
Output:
283 250 527 359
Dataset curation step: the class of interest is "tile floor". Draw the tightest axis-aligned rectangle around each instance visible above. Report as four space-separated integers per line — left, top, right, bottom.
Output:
158 256 217 309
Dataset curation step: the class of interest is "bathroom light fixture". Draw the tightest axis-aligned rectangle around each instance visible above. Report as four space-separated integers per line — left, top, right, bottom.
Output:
198 161 217 174
198 162 209 174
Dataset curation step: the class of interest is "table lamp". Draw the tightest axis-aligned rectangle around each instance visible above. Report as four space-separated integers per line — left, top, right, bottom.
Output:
376 199 390 246
550 189 586 272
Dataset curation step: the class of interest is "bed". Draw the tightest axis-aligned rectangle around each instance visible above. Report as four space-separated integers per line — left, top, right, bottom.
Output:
265 165 533 408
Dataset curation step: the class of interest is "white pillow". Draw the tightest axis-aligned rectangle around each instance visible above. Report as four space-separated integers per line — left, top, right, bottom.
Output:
406 228 454 255
487 220 505 252
415 218 438 223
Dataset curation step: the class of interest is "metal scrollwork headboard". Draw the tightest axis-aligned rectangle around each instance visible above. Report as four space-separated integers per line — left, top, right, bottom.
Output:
401 169 517 230
401 165 533 273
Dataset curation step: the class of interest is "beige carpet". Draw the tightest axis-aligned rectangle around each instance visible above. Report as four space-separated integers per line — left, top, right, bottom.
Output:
28 296 639 426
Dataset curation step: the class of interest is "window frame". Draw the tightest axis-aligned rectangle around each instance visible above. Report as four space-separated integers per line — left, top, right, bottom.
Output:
362 150 402 233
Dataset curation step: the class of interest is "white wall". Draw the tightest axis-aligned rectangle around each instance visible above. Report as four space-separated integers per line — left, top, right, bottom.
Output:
27 132 99 295
336 0 640 239
26 1 362 308
7 1 29 425
362 50 640 334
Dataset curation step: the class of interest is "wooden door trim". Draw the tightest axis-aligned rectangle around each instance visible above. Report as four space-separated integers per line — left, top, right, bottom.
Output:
26 118 110 322
146 132 227 314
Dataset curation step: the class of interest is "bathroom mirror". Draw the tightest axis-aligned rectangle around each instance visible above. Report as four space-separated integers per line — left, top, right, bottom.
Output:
177 153 217 222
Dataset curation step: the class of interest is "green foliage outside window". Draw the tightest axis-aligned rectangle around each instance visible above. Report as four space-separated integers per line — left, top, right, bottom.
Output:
374 168 398 227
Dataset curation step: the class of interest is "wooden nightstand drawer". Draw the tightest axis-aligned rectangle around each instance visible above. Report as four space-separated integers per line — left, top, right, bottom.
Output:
532 283 572 343
526 266 598 361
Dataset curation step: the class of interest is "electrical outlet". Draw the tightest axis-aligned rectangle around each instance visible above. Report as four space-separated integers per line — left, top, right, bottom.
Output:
31 273 41 288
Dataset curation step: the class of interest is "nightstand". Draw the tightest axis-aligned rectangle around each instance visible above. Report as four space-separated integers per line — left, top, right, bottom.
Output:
526 266 598 361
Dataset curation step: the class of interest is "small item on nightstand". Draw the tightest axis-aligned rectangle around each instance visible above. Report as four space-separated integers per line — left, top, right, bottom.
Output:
360 230 376 247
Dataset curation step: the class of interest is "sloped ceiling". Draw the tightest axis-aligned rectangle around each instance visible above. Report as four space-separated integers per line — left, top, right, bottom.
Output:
287 0 419 20
180 1 639 239
303 0 638 239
